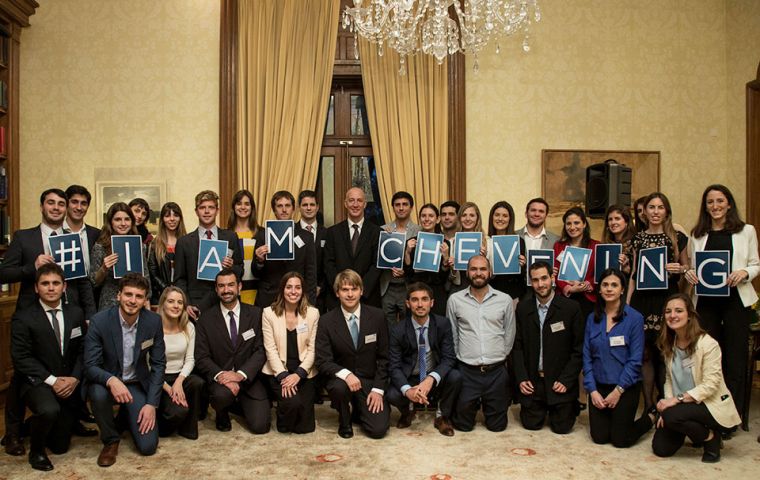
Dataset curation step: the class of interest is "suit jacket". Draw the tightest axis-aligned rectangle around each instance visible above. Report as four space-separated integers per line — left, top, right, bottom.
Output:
664 334 741 429
84 224 101 252
315 304 388 391
261 305 319 378
11 302 86 393
174 227 244 311
84 307 166 406
0 226 96 318
323 220 382 308
513 293 584 405
252 227 317 308
388 313 456 391
516 226 560 251
194 302 266 384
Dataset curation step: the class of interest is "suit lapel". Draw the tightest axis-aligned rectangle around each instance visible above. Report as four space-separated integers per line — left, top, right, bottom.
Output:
335 309 357 352
341 222 354 259
110 310 124 371
61 307 73 358
34 304 62 357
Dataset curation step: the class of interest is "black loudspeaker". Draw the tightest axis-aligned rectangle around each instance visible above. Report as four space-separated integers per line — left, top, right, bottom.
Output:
585 159 632 218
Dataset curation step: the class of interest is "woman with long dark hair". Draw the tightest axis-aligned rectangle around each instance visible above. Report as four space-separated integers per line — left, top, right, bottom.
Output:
684 184 759 422
553 207 600 318
403 203 449 315
148 202 186 304
583 268 653 447
652 293 741 462
227 189 259 305
486 201 527 301
602 204 636 276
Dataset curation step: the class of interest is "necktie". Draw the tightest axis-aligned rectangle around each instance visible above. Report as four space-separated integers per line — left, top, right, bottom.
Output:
49 309 62 354
538 303 548 371
306 224 313 233
349 314 359 349
351 224 360 255
418 326 427 382
50 231 58 236
228 311 238 348
205 229 213 239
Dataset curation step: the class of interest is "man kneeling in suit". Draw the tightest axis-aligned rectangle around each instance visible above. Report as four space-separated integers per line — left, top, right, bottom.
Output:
387 282 461 436
194 269 269 434
85 273 166 467
316 269 390 439
11 263 88 471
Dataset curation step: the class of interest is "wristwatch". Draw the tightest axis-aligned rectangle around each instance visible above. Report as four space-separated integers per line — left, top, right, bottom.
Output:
615 385 625 394
676 393 685 403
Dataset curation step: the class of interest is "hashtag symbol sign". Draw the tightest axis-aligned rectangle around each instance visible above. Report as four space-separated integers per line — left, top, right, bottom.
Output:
55 240 82 272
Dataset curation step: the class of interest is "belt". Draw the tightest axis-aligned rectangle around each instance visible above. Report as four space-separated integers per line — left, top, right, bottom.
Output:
461 361 504 373
537 370 545 378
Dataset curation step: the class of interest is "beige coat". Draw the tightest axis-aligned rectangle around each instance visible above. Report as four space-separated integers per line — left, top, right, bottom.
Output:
664 334 741 428
261 306 319 378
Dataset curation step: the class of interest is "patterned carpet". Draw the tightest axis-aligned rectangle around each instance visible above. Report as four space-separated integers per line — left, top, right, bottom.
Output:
1 400 759 479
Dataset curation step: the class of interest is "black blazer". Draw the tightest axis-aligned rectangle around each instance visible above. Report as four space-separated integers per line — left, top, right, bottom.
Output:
194 303 266 384
323 220 381 308
84 224 101 252
513 293 584 405
388 313 457 391
300 223 328 290
174 228 244 311
0 226 96 318
315 304 388 391
252 226 317 308
11 302 86 393
84 306 166 406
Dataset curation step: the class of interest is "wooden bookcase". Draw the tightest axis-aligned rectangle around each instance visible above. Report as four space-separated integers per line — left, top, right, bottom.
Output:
0 0 38 395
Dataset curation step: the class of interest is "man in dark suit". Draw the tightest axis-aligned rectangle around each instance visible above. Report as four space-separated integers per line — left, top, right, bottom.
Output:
63 185 101 276
252 190 317 308
194 268 269 434
175 190 243 319
0 188 96 456
298 190 327 307
10 264 87 471
513 261 584 434
316 269 390 439
387 282 460 436
323 187 381 309
84 274 166 467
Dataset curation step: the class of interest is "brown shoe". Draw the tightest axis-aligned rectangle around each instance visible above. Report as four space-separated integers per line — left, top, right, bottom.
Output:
2 434 25 456
434 416 455 436
396 409 416 429
97 442 119 467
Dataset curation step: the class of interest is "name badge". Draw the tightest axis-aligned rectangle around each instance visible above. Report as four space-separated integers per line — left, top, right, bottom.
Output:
365 333 377 344
682 357 695 369
320 240 326 247
70 326 82 339
609 335 625 347
296 323 308 334
242 328 256 341
550 321 565 333
294 235 305 249
141 339 154 350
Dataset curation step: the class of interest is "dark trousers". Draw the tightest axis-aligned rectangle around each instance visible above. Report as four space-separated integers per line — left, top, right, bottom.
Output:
386 369 462 418
158 373 204 439
588 383 652 448
697 293 750 415
209 377 270 434
519 379 577 434
652 402 724 457
381 282 407 327
3 374 24 438
267 376 316 434
325 376 390 439
89 382 158 455
453 362 510 432
22 384 79 453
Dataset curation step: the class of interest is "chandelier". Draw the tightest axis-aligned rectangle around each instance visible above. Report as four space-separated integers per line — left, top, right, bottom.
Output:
342 0 541 74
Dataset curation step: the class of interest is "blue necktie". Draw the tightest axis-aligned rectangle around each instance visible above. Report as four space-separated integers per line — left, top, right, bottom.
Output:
349 314 359 349
418 326 427 382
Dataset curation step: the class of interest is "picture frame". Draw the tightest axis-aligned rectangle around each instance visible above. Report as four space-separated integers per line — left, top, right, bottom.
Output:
95 181 166 233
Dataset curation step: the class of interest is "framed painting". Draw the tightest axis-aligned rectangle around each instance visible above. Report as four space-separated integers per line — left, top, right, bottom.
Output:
95 181 166 233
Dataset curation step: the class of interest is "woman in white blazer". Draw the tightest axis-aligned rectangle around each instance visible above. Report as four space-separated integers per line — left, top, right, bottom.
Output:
684 184 759 419
261 271 319 433
653 294 741 462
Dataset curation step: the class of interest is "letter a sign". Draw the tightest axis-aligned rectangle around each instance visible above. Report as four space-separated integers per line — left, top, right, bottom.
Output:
197 239 229 281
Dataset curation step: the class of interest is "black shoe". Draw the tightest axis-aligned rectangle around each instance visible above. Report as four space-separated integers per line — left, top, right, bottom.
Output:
216 412 232 432
79 412 96 424
2 434 25 456
702 431 721 463
29 450 54 471
338 425 353 439
73 422 98 437
396 409 416 429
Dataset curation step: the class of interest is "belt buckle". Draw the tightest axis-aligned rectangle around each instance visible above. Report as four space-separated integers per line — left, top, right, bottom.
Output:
479 365 488 373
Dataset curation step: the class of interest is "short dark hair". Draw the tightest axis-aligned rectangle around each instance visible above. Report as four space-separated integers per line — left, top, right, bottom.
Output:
215 268 240 283
35 263 65 283
528 260 552 277
391 191 414 208
271 190 295 211
65 185 92 204
298 190 318 205
525 197 549 214
118 273 150 293
406 281 433 300
439 200 460 213
40 188 67 205
128 198 150 216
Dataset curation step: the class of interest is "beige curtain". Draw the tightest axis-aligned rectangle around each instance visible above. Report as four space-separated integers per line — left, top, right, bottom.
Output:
358 40 449 223
237 0 339 222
